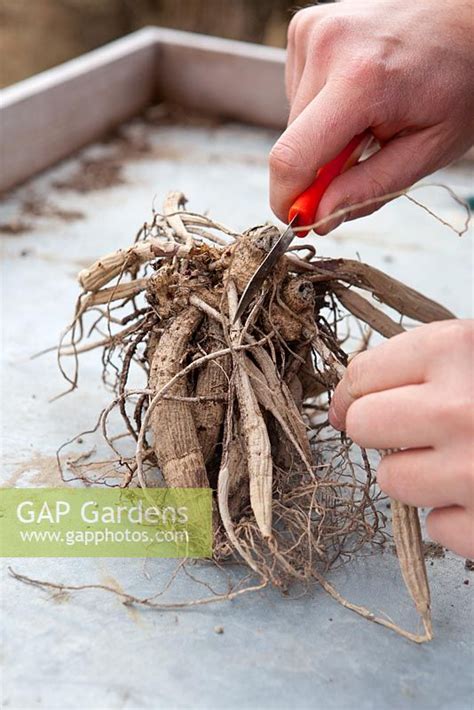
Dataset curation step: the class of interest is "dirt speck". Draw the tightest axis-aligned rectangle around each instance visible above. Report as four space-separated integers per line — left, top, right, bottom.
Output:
391 541 445 560
214 625 224 635
22 196 84 222
106 126 152 159
422 542 446 559
54 158 125 193
0 196 85 235
0 219 32 235
144 102 223 129
50 590 71 604
465 559 474 571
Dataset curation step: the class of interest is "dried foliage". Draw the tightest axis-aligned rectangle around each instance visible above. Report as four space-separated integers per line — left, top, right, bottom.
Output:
50 191 457 642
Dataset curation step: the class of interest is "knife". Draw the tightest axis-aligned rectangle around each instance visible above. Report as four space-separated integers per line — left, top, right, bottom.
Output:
233 216 297 324
288 130 373 237
233 130 372 323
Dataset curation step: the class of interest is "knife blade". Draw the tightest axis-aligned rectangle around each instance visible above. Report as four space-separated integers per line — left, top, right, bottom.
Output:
232 216 297 324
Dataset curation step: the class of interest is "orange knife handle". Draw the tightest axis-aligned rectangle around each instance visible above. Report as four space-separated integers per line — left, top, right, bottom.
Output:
288 130 372 237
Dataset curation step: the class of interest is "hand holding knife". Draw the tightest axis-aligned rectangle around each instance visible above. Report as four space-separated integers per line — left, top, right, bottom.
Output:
233 130 372 323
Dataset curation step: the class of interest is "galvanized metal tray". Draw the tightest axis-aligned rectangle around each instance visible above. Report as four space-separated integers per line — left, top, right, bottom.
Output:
1 28 473 710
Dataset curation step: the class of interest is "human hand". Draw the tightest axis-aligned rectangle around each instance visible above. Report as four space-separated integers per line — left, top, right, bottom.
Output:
328 320 474 558
270 0 474 232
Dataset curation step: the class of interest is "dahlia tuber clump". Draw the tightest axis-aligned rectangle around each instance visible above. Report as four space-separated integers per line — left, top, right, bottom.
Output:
56 191 456 641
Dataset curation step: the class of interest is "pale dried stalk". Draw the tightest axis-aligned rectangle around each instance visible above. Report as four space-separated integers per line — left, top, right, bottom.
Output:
244 356 308 468
149 307 208 488
252 345 312 461
163 191 195 248
228 281 273 538
302 259 454 323
179 212 239 243
333 284 405 339
233 370 273 537
80 279 149 308
79 240 189 292
217 399 262 574
244 351 313 473
391 499 432 639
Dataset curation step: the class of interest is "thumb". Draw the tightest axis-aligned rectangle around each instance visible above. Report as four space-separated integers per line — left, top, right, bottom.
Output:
315 128 441 234
269 81 370 223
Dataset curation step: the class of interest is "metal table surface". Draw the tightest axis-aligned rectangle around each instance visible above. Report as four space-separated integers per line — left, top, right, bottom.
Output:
1 114 473 710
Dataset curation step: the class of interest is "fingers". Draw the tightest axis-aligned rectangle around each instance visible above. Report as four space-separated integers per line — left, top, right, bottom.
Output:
285 15 296 102
329 328 429 431
286 23 306 106
427 506 474 559
286 6 326 105
343 385 434 450
334 376 471 452
269 81 369 223
315 128 441 234
377 449 470 509
288 64 326 125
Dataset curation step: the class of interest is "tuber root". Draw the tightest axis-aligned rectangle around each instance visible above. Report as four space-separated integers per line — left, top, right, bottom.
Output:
149 306 208 488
